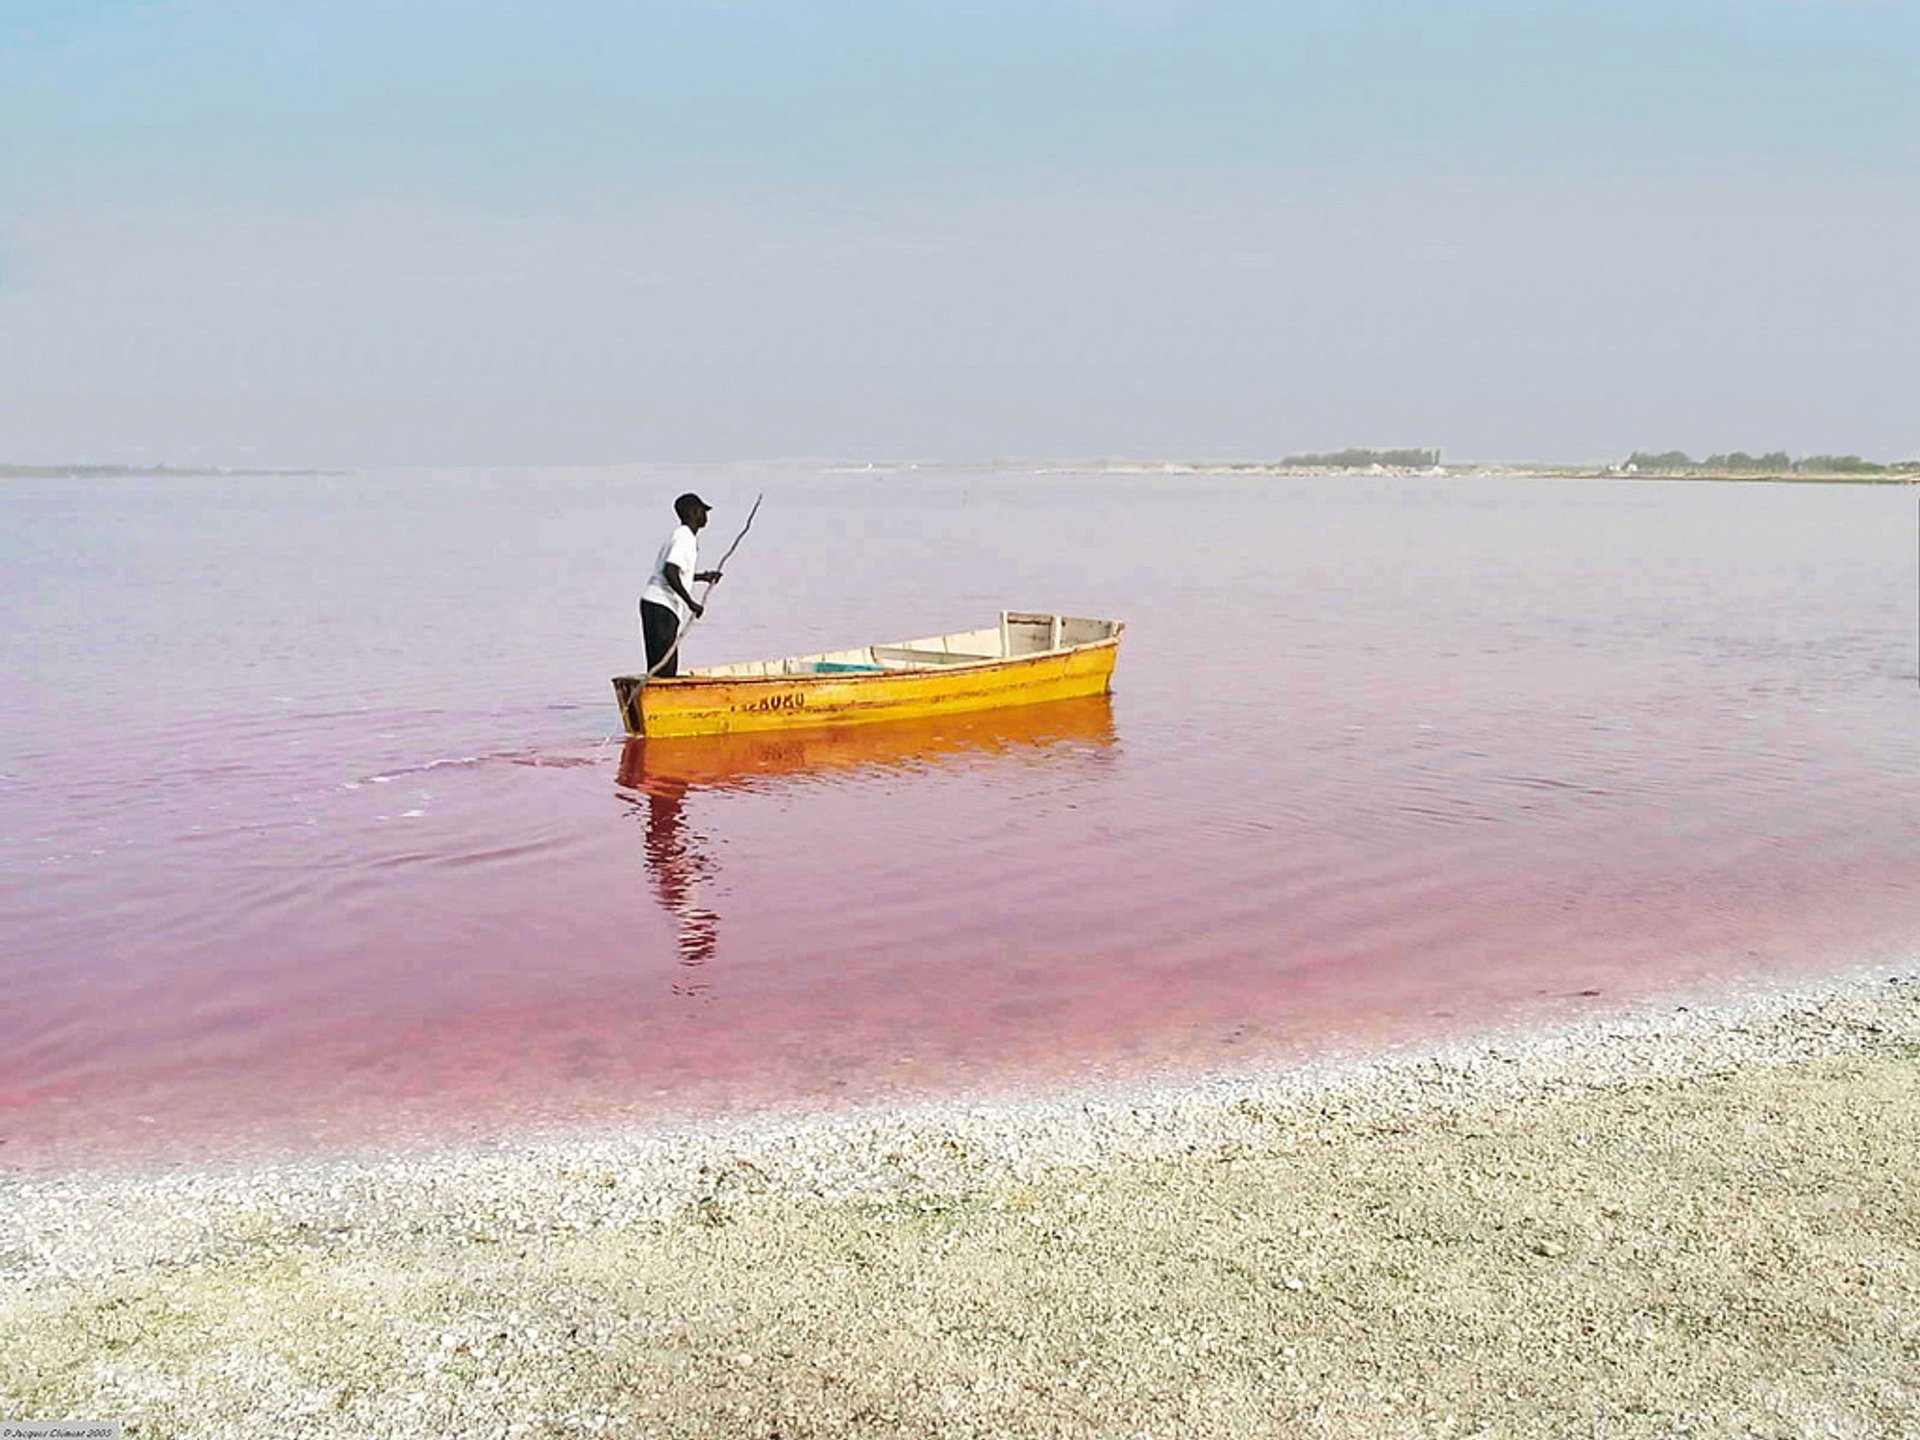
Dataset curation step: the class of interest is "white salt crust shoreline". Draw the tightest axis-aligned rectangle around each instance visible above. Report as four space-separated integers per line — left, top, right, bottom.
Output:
4 960 1916 1439
5 959 1913 1284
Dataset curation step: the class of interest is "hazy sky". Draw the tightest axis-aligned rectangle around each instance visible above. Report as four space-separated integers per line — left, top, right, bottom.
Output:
2 1 1915 466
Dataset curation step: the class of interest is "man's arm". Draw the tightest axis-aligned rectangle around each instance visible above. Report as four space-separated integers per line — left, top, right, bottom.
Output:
663 564 704 618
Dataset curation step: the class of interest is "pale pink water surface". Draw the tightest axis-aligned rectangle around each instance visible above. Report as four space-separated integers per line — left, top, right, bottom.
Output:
3 466 1917 1170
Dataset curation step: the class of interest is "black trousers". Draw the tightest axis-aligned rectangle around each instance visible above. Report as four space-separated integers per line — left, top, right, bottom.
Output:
640 600 682 678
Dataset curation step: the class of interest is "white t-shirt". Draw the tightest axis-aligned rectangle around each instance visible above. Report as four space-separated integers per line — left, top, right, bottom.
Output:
640 524 700 623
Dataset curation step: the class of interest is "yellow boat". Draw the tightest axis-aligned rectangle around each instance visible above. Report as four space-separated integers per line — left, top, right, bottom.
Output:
612 611 1124 738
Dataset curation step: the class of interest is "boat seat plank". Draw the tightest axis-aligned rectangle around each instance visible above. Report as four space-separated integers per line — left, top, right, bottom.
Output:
871 646 998 668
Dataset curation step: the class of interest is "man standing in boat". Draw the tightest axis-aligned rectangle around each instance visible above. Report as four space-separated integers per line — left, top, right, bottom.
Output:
640 493 723 678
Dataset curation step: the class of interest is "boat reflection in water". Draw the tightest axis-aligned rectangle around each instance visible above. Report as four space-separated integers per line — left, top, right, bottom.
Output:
615 695 1118 995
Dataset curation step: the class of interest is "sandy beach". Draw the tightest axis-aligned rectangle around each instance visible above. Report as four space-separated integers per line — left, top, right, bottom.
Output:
3 970 1915 1439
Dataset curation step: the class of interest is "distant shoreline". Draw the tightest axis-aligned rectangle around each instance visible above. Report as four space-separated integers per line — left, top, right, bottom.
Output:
1064 462 1919 484
0 463 344 479
7 460 1913 485
833 460 1920 483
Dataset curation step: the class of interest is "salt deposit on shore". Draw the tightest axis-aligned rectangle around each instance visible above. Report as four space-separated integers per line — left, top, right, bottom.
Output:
4 969 1916 1438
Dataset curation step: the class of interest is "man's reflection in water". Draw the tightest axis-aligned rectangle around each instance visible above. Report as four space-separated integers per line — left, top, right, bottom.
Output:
626 772 720 997
616 699 1119 1002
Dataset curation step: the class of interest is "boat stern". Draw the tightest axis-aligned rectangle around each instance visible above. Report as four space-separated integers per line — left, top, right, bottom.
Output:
611 674 648 736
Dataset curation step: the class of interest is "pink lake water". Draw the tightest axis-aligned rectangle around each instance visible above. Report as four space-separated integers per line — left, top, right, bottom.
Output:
3 466 1917 1170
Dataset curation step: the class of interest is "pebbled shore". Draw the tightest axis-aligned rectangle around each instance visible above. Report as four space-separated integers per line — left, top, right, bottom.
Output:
4 970 1917 1439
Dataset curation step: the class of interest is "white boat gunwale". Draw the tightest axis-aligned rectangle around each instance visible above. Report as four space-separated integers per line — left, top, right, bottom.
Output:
649 612 1124 688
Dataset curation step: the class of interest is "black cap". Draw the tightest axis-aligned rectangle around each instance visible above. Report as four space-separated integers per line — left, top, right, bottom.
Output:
674 492 711 521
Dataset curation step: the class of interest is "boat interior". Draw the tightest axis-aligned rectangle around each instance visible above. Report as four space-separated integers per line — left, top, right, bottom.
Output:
689 612 1121 679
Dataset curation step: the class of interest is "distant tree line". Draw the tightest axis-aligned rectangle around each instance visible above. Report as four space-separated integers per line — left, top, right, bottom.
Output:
1625 450 1895 475
1280 448 1441 468
1703 451 1793 471
1799 455 1891 474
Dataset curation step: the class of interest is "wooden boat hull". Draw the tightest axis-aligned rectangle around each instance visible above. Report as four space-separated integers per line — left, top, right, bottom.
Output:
613 613 1122 739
